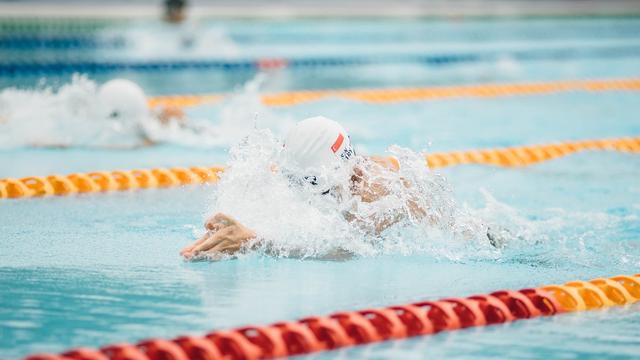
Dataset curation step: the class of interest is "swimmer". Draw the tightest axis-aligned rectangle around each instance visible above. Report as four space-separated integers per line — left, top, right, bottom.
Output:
2 78 190 148
164 0 187 23
181 116 508 261
0 76 211 148
97 78 189 147
0 76 227 149
100 78 226 148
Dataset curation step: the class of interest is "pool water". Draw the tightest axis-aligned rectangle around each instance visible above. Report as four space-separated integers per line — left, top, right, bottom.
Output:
1 17 640 359
3 18 640 92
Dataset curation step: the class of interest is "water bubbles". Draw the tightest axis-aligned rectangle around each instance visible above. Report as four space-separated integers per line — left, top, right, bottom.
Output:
201 127 640 270
0 74 108 148
206 128 501 261
0 74 276 149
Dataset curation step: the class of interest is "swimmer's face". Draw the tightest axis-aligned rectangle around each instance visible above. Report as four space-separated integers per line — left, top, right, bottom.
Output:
286 161 357 197
98 79 149 124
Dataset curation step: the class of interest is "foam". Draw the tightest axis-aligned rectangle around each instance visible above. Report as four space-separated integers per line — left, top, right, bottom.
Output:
0 74 276 149
472 190 640 268
205 128 501 261
202 128 640 266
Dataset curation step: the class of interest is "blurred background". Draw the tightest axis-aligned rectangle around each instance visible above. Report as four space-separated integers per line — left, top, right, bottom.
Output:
3 2 640 358
1 0 640 175
2 0 640 92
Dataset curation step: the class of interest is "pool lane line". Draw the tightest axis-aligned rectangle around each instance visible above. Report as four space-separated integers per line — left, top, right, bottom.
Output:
425 137 640 169
0 35 126 50
1 136 639 200
148 78 640 108
4 43 640 76
24 274 640 360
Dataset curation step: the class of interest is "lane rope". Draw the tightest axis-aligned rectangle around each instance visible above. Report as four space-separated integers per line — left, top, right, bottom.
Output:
0 35 125 50
0 19 116 34
3 44 640 75
148 78 640 108
24 273 640 360
3 25 640 49
1 136 639 200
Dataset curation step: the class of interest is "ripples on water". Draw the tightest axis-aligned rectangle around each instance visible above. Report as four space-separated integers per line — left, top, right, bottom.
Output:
1 73 637 269
0 74 286 149
206 128 640 270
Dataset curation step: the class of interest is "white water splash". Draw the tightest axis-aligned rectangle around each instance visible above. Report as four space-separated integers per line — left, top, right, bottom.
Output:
208 73 295 145
0 75 103 148
0 74 280 149
203 127 640 266
207 128 501 261
0 75 157 148
98 21 240 60
468 190 640 268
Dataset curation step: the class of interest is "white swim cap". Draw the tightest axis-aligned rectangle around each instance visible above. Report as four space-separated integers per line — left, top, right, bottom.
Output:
98 79 148 121
283 116 354 175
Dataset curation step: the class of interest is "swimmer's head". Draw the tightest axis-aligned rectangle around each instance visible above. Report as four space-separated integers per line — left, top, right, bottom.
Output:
283 116 355 192
98 79 148 123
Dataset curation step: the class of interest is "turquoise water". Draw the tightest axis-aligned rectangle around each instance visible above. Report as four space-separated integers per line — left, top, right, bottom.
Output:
2 17 640 359
3 18 640 92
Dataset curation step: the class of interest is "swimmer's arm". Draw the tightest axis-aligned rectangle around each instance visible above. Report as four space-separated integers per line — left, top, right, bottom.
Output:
351 158 428 234
367 162 505 247
372 156 430 223
181 213 256 260
346 199 427 236
344 210 403 235
368 156 400 171
154 106 187 126
181 214 351 261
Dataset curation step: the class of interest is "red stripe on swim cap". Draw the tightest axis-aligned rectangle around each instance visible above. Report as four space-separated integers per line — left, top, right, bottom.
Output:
331 133 344 153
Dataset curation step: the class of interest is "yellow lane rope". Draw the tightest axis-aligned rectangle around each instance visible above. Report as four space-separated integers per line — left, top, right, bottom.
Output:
1 137 639 199
425 137 640 169
147 94 224 109
148 78 640 108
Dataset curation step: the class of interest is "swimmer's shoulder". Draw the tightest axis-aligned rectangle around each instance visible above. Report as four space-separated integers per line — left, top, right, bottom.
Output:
367 156 400 171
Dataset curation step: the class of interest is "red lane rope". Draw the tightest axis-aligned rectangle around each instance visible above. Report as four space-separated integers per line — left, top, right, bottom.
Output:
24 274 640 360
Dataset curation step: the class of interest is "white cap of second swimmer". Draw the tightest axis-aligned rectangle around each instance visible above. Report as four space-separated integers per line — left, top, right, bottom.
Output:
283 116 354 172
98 79 148 121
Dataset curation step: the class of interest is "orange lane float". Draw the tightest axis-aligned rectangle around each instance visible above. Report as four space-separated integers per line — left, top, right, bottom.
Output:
1 137 639 199
25 274 640 360
424 136 640 169
0 167 224 199
147 94 224 109
148 78 640 108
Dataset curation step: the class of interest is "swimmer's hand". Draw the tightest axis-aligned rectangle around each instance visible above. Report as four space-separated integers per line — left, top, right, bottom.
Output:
156 106 186 126
181 213 256 261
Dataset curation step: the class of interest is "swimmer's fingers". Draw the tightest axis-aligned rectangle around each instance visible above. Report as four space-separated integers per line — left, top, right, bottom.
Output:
197 240 243 261
186 218 256 261
180 233 209 256
191 228 233 254
182 230 222 259
210 238 242 254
